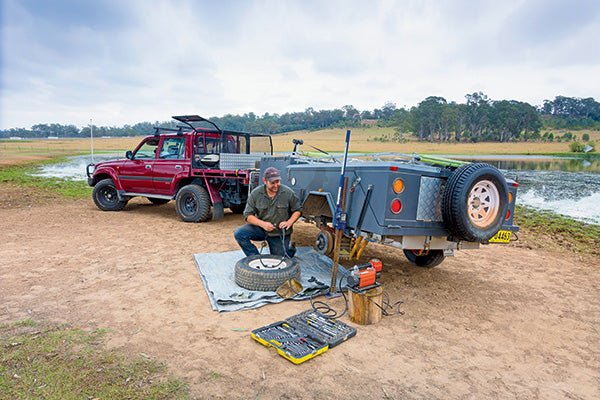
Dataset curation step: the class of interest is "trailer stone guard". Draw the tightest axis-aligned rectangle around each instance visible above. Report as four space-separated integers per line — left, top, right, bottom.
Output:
86 115 518 268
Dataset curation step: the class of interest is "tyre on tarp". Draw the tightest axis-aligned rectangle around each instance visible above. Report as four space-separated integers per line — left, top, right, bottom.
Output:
234 254 300 292
403 249 445 268
442 163 509 242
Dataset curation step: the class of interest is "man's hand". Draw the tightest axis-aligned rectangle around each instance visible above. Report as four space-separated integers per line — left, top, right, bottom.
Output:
278 219 294 230
262 221 276 232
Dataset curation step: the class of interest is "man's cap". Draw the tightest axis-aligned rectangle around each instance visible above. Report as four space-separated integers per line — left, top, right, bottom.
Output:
264 167 281 182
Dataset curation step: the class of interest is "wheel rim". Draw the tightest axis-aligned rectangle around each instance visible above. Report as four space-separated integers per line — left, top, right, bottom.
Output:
247 257 287 270
468 180 500 228
315 231 333 254
183 194 197 214
100 186 118 205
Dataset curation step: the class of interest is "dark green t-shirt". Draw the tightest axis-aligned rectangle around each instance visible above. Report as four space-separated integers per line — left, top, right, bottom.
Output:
243 184 302 236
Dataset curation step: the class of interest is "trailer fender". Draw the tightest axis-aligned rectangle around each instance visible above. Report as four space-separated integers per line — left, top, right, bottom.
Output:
301 191 336 220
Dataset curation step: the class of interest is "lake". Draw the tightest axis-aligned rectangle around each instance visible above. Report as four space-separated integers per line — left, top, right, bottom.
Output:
34 153 600 225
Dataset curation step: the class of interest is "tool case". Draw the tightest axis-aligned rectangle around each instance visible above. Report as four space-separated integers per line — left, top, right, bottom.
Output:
251 309 357 364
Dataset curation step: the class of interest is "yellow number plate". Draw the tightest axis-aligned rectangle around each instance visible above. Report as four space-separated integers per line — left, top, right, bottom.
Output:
489 230 512 243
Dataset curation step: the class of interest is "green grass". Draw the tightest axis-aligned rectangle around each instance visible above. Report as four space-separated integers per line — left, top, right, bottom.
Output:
0 158 91 198
514 205 600 256
0 321 189 399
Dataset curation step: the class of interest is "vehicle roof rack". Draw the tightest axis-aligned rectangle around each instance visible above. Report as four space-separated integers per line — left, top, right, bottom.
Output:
153 126 183 136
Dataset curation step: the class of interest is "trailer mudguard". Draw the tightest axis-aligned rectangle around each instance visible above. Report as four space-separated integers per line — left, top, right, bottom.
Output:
301 191 336 220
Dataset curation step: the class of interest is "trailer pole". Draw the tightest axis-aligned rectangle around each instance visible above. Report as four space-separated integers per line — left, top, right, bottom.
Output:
329 129 351 294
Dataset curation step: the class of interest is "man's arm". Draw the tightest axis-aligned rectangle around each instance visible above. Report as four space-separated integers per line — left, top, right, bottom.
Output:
243 188 275 231
247 214 275 232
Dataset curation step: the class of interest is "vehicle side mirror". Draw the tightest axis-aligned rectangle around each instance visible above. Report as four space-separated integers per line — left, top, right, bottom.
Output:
126 150 133 159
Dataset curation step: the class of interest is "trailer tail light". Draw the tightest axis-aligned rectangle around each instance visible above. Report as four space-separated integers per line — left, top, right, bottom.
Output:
506 209 511 220
391 198 402 214
393 178 405 193
508 192 513 203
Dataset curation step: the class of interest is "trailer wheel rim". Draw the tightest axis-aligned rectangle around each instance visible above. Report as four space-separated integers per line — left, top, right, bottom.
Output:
468 179 500 228
247 257 288 270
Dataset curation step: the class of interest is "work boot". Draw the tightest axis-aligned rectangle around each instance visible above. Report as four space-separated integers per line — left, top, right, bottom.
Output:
287 241 297 258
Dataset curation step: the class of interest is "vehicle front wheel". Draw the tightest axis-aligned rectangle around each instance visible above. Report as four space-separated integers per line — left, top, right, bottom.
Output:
175 184 211 222
92 178 128 211
403 249 445 268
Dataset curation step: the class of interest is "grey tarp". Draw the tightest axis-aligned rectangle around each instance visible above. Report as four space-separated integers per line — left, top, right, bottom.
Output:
194 247 349 312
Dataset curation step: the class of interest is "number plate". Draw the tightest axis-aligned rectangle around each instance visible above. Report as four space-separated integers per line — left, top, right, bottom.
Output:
489 230 512 243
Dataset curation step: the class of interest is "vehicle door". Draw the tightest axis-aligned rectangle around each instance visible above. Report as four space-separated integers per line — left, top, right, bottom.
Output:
118 137 159 193
153 136 189 195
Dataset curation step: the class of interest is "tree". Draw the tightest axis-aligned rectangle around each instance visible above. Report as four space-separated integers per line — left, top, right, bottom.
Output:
463 92 491 142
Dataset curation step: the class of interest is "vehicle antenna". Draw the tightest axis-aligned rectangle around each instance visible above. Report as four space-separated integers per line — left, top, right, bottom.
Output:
90 118 94 163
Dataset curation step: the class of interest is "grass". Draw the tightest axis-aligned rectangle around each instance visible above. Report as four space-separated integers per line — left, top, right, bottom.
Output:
514 205 600 256
0 158 91 199
3 128 600 159
0 320 189 399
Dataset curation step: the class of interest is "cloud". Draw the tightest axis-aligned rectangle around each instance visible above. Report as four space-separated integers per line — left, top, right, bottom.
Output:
1 0 599 129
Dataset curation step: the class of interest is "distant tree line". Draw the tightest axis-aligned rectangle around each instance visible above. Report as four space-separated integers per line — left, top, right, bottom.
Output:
2 94 599 142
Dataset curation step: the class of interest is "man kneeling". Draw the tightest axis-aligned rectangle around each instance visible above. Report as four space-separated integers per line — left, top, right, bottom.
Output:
234 167 302 257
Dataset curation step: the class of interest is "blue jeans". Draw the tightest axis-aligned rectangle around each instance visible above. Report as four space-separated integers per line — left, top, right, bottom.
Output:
234 224 296 257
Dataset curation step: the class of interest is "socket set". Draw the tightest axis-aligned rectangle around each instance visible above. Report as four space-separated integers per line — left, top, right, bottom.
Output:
251 309 356 364
286 309 357 347
251 321 328 364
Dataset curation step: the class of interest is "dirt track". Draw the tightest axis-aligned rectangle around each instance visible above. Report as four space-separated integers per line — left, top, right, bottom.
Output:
1 190 599 399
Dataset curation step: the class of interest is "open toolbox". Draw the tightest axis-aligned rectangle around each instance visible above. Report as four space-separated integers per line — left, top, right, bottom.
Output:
251 309 357 364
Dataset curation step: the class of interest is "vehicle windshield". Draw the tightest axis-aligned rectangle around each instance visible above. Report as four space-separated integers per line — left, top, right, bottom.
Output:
134 138 160 159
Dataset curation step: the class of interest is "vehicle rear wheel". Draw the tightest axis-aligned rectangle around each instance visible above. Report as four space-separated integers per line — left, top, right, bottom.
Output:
234 254 300 291
175 184 211 222
92 178 128 211
148 198 170 205
403 249 445 268
442 163 509 242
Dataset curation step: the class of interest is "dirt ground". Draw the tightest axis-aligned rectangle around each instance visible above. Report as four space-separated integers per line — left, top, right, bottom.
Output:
1 187 599 400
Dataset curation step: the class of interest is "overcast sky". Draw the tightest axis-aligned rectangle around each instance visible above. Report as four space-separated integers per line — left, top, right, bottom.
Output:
1 0 599 129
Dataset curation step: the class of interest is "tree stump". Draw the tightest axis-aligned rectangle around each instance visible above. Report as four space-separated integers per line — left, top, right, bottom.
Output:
349 286 383 325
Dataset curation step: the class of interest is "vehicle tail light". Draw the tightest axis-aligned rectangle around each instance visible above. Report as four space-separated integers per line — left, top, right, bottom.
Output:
512 182 519 188
391 198 402 214
389 166 398 171
508 192 513 203
393 178 405 193
505 209 511 220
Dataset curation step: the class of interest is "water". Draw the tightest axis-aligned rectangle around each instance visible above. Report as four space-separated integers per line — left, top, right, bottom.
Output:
32 154 123 181
451 155 600 225
34 153 600 225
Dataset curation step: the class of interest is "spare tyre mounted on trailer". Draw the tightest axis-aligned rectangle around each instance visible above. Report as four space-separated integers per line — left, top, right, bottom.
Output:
442 163 509 242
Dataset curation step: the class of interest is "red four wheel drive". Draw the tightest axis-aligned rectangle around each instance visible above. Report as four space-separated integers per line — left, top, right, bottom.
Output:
86 115 272 222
